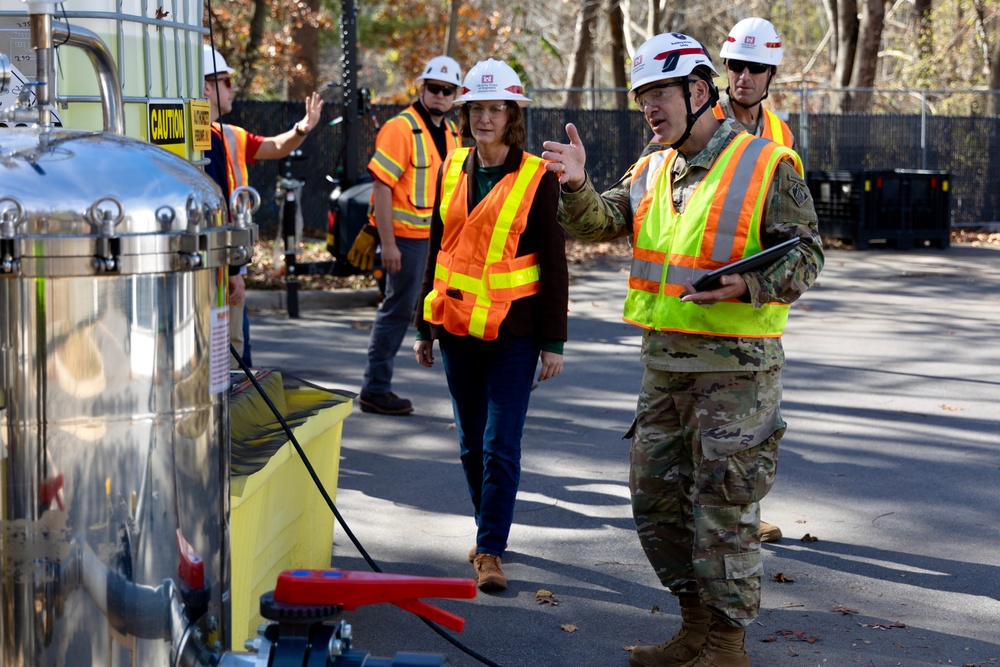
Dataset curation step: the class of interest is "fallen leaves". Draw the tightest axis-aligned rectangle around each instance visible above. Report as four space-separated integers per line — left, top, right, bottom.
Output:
831 606 858 615
560 622 578 633
940 404 963 411
535 589 560 606
763 628 820 645
772 572 795 583
801 533 819 542
864 621 907 630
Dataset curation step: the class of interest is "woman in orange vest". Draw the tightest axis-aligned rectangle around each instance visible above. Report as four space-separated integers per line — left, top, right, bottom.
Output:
413 59 568 593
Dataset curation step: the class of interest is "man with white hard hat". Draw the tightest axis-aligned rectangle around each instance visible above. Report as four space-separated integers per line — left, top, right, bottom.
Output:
713 17 794 147
543 32 823 667
352 56 463 415
203 43 324 369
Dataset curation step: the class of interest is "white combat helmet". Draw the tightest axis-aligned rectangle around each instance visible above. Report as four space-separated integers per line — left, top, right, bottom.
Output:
719 18 784 67
203 44 234 78
629 32 718 98
455 59 532 106
417 55 463 87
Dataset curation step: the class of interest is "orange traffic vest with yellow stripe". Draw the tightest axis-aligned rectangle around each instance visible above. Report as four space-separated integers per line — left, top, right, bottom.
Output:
623 132 803 337
212 123 250 193
422 147 547 340
367 106 460 238
712 103 793 147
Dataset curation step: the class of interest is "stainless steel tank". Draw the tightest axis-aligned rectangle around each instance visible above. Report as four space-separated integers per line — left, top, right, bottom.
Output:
0 125 254 664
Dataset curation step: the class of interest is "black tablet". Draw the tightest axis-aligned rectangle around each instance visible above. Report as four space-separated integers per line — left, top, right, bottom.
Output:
691 237 801 292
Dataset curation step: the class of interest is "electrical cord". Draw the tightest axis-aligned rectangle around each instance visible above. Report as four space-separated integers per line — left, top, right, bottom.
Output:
230 345 503 667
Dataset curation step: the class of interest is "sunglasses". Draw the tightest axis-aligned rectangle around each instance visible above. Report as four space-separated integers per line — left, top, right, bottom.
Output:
726 60 771 75
425 82 456 96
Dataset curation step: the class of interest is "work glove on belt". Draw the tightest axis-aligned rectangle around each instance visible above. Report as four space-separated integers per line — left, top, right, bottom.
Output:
347 225 379 271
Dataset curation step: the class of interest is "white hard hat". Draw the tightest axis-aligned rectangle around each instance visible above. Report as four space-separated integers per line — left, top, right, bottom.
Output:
629 33 718 96
455 59 531 107
417 55 463 87
203 44 234 79
719 18 783 67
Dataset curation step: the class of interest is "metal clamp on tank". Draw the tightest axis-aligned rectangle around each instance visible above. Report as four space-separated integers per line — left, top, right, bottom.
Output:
227 185 261 267
88 196 123 273
0 197 24 274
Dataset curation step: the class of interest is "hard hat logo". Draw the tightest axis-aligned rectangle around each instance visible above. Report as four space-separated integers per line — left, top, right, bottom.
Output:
482 75 494 84
744 36 756 45
655 47 706 74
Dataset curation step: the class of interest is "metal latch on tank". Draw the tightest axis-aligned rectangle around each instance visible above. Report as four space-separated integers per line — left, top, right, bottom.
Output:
0 197 24 274
88 196 123 273
227 185 260 266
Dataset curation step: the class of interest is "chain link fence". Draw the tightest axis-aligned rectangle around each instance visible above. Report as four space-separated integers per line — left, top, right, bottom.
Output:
226 87 1000 237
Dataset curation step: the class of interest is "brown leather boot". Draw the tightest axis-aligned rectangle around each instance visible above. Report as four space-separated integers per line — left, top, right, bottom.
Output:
679 615 750 667
760 521 782 543
628 595 711 667
473 554 507 592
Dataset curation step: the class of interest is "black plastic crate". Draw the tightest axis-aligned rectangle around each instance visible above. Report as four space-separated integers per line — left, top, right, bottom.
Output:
807 170 950 249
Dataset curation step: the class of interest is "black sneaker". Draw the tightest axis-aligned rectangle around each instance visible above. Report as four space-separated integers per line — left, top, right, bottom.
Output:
359 391 414 415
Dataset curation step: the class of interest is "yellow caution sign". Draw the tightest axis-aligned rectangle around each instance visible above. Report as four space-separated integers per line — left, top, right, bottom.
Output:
148 100 186 157
190 99 212 152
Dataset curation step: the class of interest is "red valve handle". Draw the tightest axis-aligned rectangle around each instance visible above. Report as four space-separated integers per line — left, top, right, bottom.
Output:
176 529 205 590
274 570 477 632
40 474 65 511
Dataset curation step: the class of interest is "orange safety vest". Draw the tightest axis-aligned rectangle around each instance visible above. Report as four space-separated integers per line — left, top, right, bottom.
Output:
367 105 461 238
623 132 802 337
422 147 547 340
712 103 794 147
211 123 250 193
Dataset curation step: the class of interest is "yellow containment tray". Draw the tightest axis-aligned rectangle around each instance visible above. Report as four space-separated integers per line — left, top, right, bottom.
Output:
228 371 354 648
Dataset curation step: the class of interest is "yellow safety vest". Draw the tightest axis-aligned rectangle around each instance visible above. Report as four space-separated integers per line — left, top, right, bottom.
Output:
423 147 547 340
623 132 802 337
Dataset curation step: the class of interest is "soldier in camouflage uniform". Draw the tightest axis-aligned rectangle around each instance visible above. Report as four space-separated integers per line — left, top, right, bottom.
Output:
542 33 823 667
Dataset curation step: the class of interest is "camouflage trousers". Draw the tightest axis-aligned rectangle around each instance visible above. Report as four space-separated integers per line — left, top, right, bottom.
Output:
629 366 786 627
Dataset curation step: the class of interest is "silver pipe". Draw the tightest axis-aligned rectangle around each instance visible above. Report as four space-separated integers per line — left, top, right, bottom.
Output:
28 12 53 127
51 21 125 134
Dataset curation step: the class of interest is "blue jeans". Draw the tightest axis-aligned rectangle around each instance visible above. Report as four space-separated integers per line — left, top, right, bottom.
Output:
242 306 252 367
362 237 428 396
439 331 541 557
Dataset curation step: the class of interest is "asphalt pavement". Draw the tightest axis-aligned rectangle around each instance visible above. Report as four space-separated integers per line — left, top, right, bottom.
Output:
247 243 1000 667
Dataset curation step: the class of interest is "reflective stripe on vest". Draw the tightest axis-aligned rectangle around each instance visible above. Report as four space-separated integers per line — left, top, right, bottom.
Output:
761 109 793 147
423 150 546 340
712 103 794 148
367 108 460 236
623 133 800 337
213 123 250 193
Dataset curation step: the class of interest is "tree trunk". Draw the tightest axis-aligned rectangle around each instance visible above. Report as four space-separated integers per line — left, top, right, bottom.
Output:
833 0 859 112
912 0 932 57
850 0 887 111
445 0 462 58
241 0 269 96
607 0 628 109
289 0 321 100
566 0 600 108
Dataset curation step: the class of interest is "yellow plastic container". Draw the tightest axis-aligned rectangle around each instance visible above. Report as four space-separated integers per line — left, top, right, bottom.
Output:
228 382 352 648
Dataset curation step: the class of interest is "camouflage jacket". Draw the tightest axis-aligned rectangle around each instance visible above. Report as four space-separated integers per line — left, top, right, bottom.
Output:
558 120 824 372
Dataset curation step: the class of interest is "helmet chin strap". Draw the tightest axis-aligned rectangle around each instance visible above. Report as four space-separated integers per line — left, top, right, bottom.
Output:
671 77 721 151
